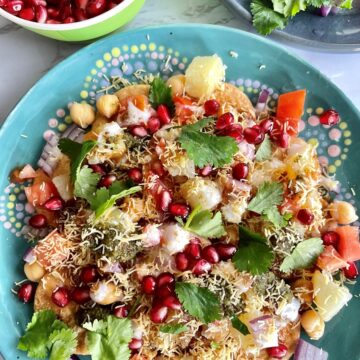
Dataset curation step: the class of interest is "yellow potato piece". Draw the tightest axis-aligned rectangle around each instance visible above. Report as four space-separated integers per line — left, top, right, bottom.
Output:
115 84 150 102
185 55 225 98
166 74 186 96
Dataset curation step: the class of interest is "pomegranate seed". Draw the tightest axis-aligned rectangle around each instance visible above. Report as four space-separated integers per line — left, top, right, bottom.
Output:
71 286 90 304
47 7 60 18
215 243 237 261
130 126 148 138
150 305 168 323
5 0 24 14
51 287 70 307
158 190 172 211
129 338 143 351
175 252 190 271
90 164 106 176
157 104 171 125
107 1 118 9
202 245 220 264
29 214 47 229
151 160 166 177
321 231 340 247
28 0 46 6
185 241 202 260
147 117 161 134
75 0 88 9
267 344 288 358
244 125 264 145
343 261 358 279
63 16 75 23
197 165 213 177
142 275 156 295
259 119 274 133
36 5 48 23
86 0 106 17
192 259 212 276
319 109 340 126
128 168 143 183
297 209 314 225
98 174 116 188
113 304 129 318
18 283 35 303
169 203 190 218
155 284 174 298
74 8 88 20
163 295 181 310
46 19 61 23
232 162 249 180
44 197 63 211
157 272 175 288
0 0 7 5
216 112 234 130
276 132 290 148
19 7 35 20
204 99 220 116
220 124 243 143
80 266 98 284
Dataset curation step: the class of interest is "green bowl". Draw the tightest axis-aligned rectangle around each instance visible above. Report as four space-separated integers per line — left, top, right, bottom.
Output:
0 0 145 42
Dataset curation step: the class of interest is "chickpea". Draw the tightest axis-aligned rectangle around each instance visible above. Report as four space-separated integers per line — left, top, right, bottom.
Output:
96 94 119 118
90 281 122 305
121 197 145 222
330 201 358 225
24 261 46 282
166 74 186 96
70 102 95 129
291 278 313 304
300 309 325 340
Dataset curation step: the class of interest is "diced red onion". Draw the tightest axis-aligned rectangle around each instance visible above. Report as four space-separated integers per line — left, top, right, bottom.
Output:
294 339 328 360
320 5 332 16
102 262 122 273
23 247 36 263
21 224 50 240
255 89 270 112
61 124 85 142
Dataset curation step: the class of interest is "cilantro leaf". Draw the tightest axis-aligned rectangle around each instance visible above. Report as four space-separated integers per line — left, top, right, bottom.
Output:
251 0 288 35
48 328 77 360
18 310 77 360
339 0 352 8
280 238 324 273
58 139 97 182
94 182 142 218
83 316 133 360
179 119 238 168
175 282 222 324
264 206 289 228
74 166 100 203
149 77 174 111
184 205 226 238
247 182 283 214
159 323 189 335
232 226 274 275
256 135 272 162
231 316 250 335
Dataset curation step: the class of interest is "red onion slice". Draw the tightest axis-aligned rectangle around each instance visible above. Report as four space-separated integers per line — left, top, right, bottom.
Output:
320 5 332 16
23 247 36 263
255 89 270 112
249 315 279 349
294 339 328 360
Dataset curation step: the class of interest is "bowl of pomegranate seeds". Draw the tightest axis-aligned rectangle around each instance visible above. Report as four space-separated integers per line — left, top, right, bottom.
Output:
0 25 359 360
0 0 145 41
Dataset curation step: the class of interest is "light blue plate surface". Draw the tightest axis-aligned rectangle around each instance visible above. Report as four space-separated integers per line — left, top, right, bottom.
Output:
0 24 359 360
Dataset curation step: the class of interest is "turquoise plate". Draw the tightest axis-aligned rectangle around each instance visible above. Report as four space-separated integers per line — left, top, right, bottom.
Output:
0 24 359 360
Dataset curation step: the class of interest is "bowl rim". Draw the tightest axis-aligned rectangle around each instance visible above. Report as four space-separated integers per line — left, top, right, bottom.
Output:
0 0 136 31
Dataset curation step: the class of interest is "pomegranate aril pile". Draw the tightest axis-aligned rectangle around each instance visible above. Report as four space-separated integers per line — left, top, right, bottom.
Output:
0 0 125 24
51 287 70 307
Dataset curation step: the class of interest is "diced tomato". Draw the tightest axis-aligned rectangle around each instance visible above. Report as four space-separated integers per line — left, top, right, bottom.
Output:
275 89 306 136
34 230 69 269
336 226 360 262
174 96 193 124
316 245 348 272
24 170 58 207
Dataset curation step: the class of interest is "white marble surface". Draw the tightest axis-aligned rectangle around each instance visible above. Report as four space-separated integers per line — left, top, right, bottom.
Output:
0 0 359 122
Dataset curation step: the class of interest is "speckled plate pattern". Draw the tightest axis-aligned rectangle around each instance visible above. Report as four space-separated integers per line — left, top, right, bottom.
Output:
0 24 359 359
222 0 360 51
